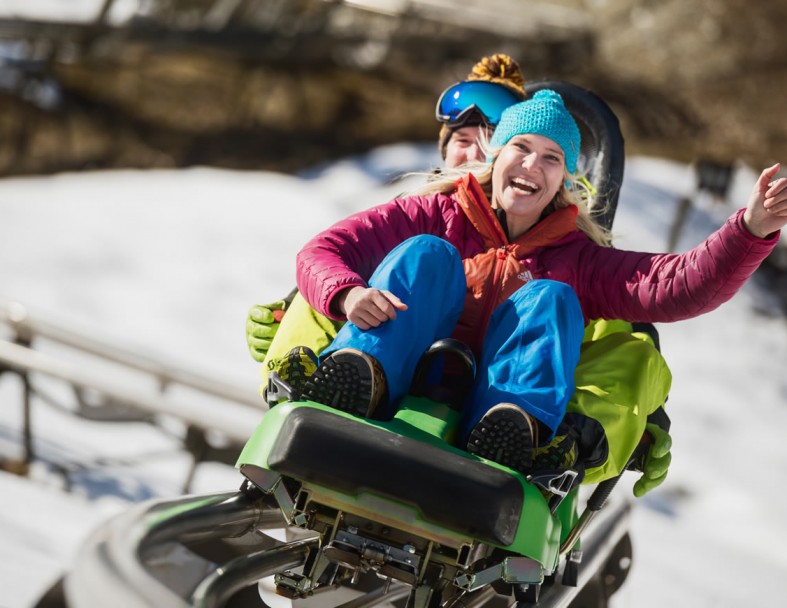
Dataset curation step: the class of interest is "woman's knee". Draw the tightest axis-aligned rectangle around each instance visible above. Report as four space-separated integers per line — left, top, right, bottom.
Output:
369 235 464 300
382 235 463 280
397 235 459 263
514 279 580 309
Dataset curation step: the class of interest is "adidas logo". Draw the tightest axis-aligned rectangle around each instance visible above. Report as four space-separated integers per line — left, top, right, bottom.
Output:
517 270 534 282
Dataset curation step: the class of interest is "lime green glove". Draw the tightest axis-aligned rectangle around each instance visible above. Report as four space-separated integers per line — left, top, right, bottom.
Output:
246 301 287 363
632 422 672 497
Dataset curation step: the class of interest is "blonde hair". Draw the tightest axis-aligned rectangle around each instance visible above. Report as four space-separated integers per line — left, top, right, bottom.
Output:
409 150 612 247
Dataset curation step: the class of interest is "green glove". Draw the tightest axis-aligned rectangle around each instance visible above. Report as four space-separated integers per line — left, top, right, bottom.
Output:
246 301 287 363
632 422 672 497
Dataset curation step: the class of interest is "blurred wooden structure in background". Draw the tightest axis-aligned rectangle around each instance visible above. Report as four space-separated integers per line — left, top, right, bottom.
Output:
0 0 786 176
0 0 593 174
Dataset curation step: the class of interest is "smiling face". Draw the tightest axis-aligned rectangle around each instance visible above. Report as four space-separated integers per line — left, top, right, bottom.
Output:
491 133 566 239
444 125 491 168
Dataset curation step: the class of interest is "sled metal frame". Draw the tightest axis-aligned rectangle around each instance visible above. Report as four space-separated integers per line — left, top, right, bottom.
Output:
58 484 631 608
0 299 264 489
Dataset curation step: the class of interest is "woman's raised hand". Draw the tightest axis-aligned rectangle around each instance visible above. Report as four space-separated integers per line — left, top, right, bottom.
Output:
743 163 787 238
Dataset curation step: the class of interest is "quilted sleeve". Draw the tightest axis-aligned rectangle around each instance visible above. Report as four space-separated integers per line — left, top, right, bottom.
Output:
575 208 779 323
295 194 453 319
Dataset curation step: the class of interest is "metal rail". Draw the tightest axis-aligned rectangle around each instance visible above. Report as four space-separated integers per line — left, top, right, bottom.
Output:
0 299 265 486
0 299 261 408
63 490 287 608
0 339 261 444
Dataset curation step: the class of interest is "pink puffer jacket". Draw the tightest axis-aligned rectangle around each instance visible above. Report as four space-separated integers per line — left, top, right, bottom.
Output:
297 174 778 354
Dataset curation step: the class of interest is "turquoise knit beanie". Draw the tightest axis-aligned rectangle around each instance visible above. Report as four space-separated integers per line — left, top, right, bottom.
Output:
488 89 580 174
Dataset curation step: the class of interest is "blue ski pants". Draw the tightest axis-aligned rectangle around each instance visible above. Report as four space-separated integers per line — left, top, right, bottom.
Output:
323 235 584 438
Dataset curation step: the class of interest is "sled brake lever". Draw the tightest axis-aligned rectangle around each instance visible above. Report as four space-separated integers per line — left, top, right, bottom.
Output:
559 442 648 560
530 469 579 498
265 372 299 406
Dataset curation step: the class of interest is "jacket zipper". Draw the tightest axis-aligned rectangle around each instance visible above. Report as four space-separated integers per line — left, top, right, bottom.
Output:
478 245 509 338
459 178 513 346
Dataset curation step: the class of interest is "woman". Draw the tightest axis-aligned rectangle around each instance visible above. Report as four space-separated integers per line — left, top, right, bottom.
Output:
295 90 785 475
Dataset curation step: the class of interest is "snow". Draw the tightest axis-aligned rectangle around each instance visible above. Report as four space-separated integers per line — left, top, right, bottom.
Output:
0 1 141 24
1 148 787 607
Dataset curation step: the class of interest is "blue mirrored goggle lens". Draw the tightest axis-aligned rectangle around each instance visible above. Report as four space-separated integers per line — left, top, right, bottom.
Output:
435 81 523 126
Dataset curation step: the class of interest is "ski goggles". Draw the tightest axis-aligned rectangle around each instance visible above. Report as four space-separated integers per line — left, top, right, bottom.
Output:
435 80 524 127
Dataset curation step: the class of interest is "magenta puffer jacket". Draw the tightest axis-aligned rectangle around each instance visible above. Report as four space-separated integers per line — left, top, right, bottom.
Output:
296 174 778 349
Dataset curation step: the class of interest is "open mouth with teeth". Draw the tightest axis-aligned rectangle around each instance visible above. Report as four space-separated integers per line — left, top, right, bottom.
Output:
510 176 540 195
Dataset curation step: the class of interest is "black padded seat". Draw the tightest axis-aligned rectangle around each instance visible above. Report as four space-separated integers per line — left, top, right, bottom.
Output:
267 407 524 546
